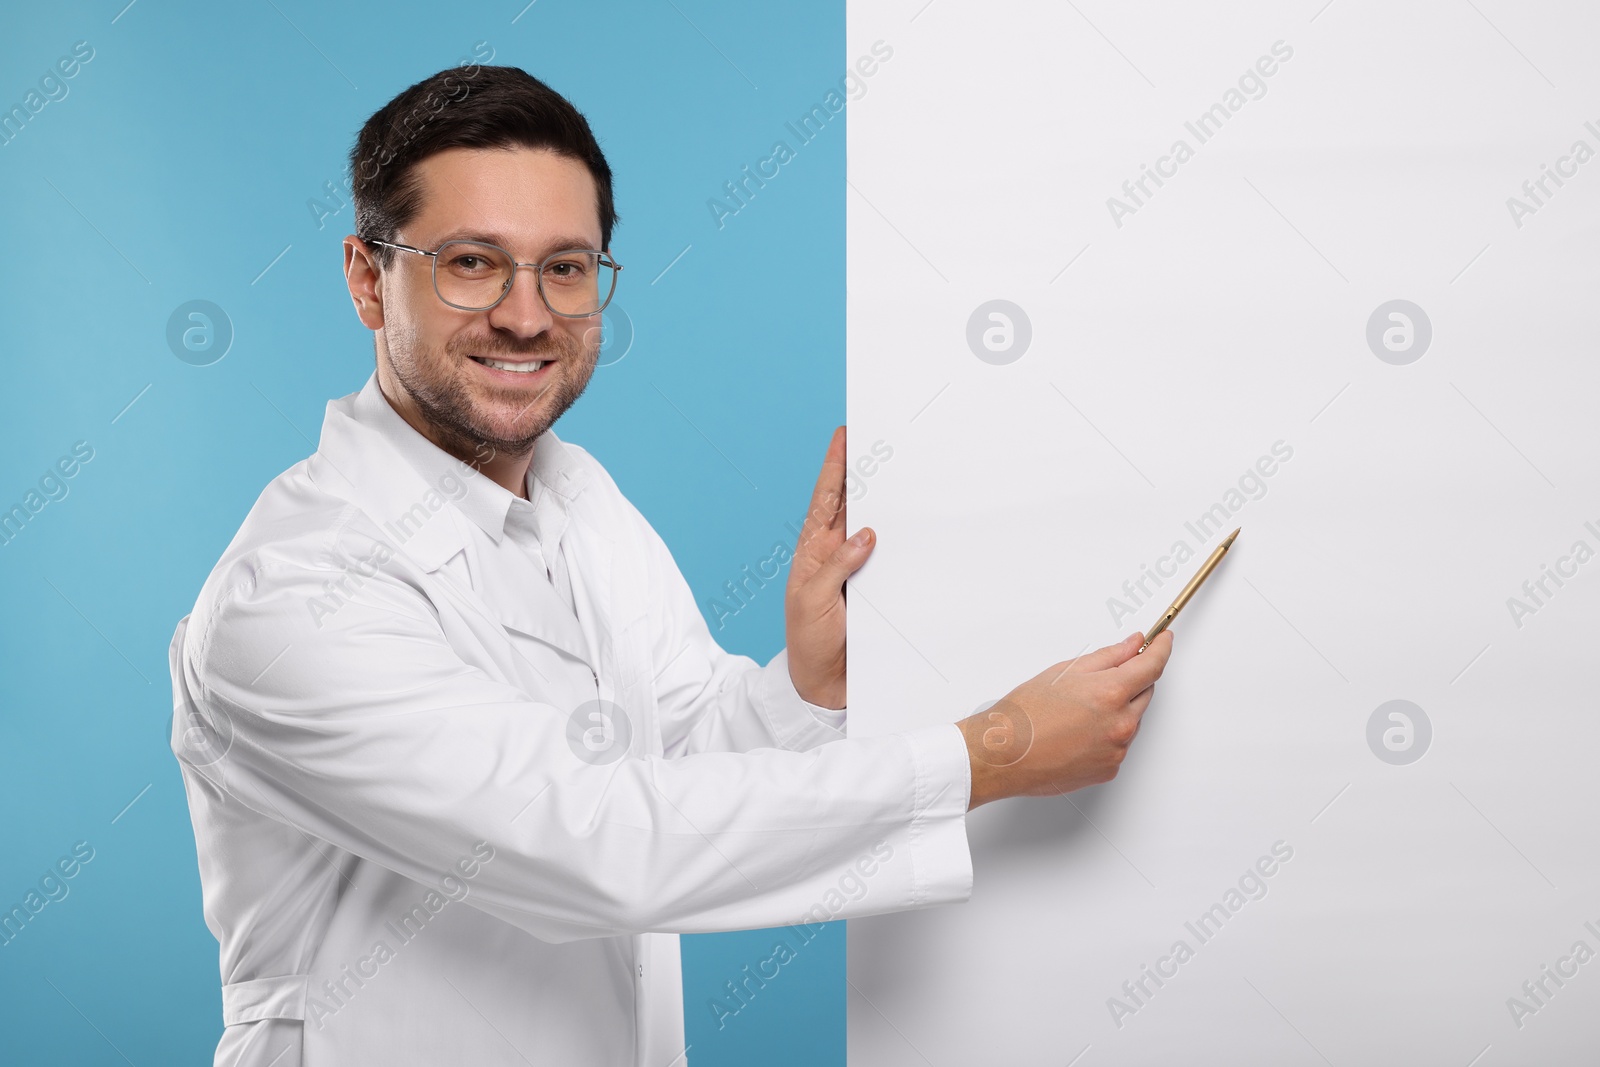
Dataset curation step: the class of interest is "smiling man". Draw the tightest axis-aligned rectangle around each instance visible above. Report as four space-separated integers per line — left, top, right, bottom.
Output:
168 64 1171 1067
352 142 607 496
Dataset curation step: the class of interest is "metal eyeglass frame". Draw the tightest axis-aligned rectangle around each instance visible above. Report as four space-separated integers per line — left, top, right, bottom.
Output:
363 236 623 317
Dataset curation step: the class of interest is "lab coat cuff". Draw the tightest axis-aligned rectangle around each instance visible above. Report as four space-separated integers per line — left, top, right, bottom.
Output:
900 722 975 907
757 646 846 749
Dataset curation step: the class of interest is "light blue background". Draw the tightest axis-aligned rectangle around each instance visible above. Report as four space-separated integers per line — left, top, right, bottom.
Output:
0 2 846 1062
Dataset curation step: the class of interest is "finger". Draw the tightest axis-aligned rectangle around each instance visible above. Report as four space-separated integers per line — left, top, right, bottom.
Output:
1056 631 1146 678
1110 629 1173 691
800 527 875 605
1126 682 1156 718
794 426 848 564
1120 682 1159 754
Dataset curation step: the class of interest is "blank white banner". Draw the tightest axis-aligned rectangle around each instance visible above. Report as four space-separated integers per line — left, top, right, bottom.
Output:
845 1 1600 1063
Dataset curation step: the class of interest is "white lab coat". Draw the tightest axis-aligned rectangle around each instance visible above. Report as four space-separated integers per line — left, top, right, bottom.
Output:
168 372 973 1067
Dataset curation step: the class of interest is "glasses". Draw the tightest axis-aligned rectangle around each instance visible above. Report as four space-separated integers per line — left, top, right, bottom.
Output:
364 237 622 317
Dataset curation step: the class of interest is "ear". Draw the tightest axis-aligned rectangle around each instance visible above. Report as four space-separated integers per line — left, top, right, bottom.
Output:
344 236 386 330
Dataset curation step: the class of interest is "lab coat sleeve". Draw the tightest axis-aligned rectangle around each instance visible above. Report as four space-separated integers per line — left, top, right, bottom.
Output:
184 556 972 945
623 499 847 758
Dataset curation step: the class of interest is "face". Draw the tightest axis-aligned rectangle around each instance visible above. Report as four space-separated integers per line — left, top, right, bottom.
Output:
359 145 607 463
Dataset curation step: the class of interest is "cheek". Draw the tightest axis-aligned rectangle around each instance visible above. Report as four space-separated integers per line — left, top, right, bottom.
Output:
563 319 601 360
575 318 604 352
394 323 472 386
403 310 476 360
387 273 466 332
379 316 419 362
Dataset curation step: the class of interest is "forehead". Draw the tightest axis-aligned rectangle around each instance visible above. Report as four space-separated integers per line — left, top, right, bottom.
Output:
407 145 602 253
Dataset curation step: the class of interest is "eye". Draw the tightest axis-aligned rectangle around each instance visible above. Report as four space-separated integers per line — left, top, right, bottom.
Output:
544 257 594 282
439 244 506 276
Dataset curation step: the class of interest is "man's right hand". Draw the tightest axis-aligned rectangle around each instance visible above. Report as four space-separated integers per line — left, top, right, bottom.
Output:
956 630 1175 809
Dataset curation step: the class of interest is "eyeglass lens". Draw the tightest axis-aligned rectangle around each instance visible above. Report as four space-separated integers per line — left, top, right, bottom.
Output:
434 241 615 315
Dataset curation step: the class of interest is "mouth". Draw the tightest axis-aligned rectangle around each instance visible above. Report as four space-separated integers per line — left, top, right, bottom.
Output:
469 355 552 380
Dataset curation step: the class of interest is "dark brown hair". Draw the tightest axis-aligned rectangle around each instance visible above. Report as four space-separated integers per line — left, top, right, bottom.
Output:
350 65 618 269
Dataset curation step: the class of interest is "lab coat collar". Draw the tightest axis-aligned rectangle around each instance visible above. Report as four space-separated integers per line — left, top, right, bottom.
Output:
308 371 608 675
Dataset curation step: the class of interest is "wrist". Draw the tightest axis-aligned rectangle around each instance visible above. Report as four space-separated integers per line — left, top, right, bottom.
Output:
958 717 1006 809
788 665 844 711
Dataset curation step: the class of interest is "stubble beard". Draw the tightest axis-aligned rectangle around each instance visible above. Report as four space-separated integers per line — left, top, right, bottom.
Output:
391 325 600 463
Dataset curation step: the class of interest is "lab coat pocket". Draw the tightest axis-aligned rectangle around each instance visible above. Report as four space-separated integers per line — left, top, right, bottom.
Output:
500 625 602 711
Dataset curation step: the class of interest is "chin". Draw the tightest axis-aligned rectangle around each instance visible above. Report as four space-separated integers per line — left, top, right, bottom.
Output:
475 406 557 449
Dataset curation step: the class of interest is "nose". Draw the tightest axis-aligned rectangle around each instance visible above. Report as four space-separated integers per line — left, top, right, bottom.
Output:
486 262 556 340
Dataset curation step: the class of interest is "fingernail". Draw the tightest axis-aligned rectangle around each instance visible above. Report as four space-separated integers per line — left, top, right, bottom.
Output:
849 529 871 547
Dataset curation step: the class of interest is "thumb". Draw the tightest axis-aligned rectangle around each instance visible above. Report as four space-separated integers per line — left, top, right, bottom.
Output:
811 527 875 590
1057 631 1145 675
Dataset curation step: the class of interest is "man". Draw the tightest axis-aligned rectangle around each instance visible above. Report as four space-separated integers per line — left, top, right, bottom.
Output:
168 65 1173 1067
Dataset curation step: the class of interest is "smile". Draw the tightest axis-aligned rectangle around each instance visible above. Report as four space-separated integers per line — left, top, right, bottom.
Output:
471 356 547 375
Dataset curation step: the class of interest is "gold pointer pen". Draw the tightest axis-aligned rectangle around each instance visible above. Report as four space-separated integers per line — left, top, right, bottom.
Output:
1139 527 1239 653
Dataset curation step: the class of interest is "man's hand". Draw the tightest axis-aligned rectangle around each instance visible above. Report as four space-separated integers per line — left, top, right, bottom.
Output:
958 630 1175 809
784 426 874 710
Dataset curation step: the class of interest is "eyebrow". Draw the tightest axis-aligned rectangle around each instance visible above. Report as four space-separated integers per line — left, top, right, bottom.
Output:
430 230 603 256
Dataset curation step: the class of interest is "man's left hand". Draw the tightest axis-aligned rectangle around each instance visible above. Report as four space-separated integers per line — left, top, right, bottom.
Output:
785 425 875 710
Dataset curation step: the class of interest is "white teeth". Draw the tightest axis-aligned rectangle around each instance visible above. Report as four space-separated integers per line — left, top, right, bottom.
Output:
479 358 545 373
